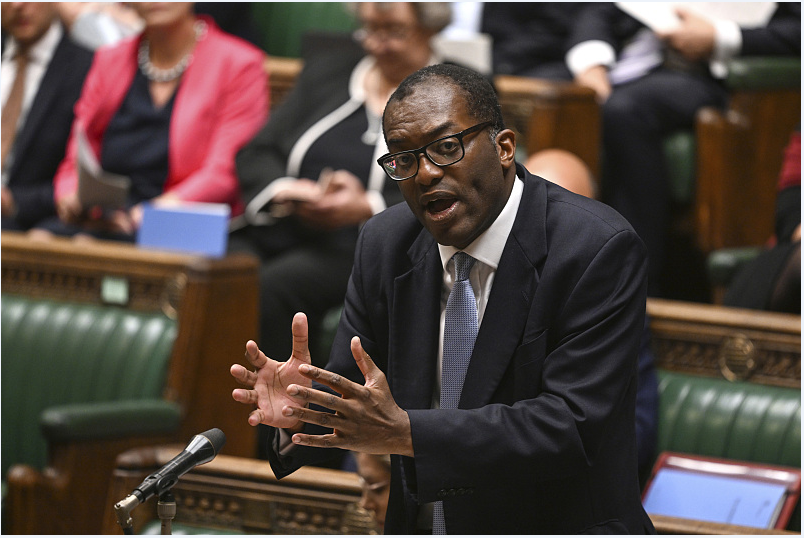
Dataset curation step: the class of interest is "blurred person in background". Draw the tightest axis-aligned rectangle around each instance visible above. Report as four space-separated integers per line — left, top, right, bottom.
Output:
566 2 800 297
1 2 93 231
34 2 267 241
354 451 392 531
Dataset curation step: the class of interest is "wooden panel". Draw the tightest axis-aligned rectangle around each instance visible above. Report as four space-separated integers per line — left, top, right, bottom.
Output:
651 514 798 535
265 56 303 111
103 446 379 535
695 88 801 252
647 298 800 388
495 74 600 177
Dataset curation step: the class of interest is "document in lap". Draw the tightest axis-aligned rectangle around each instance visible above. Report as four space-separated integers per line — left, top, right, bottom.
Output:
77 126 131 209
615 2 776 31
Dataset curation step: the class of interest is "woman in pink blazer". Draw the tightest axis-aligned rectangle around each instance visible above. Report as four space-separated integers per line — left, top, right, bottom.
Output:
46 2 267 240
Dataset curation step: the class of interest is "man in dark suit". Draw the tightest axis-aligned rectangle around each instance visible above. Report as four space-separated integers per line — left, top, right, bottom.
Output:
1 2 94 230
565 2 801 297
231 64 654 534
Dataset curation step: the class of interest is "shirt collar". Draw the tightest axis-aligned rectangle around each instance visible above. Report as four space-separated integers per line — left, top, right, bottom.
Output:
438 173 524 272
3 21 62 66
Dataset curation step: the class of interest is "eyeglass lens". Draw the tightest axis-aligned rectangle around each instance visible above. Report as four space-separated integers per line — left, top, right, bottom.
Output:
385 136 465 179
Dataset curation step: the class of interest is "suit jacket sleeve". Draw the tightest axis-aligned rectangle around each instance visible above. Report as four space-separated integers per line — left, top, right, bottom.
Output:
741 2 801 55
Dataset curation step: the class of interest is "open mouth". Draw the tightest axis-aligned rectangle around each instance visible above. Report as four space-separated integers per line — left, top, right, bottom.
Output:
426 198 458 220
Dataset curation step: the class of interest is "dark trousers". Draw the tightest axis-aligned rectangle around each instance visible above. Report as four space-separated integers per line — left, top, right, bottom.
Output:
600 68 728 296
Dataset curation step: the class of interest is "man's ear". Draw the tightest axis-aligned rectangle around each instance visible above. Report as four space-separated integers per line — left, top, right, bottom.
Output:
496 129 517 167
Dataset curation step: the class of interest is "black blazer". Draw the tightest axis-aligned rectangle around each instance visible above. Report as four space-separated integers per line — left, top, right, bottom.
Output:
4 30 93 229
268 166 654 534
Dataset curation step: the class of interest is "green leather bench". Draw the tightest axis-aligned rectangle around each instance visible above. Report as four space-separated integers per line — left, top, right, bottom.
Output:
1 295 182 480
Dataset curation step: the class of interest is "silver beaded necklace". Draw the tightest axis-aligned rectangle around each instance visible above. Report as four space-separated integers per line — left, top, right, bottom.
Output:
137 20 206 83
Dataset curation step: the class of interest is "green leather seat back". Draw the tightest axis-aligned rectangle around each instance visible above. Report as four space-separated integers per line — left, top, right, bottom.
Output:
251 2 358 58
1 294 177 477
657 370 801 468
663 131 697 205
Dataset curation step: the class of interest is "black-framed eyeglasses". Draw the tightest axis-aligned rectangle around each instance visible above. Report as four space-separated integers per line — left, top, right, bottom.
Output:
377 121 493 181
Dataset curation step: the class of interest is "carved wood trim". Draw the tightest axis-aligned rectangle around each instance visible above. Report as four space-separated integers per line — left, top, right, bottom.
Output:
647 298 800 388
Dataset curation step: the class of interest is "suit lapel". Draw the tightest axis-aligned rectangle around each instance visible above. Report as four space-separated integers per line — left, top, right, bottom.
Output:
390 229 442 411
460 170 549 408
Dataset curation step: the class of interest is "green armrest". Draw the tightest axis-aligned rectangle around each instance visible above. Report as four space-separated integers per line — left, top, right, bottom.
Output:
41 399 182 442
706 246 763 286
727 57 802 90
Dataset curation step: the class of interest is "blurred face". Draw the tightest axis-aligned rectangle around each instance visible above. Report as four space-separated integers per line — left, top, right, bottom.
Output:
356 3 435 83
356 453 390 528
1 2 56 48
129 2 193 29
383 81 516 249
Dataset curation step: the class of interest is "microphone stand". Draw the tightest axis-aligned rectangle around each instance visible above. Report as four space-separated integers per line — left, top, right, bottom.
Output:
114 494 138 535
158 490 177 535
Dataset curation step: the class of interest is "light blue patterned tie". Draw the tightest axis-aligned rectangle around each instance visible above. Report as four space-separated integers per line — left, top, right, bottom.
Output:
433 252 478 535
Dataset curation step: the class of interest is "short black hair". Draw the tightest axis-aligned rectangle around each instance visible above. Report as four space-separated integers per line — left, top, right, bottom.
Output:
383 64 505 138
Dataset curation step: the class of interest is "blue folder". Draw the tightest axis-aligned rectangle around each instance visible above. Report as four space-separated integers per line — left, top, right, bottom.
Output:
137 203 231 258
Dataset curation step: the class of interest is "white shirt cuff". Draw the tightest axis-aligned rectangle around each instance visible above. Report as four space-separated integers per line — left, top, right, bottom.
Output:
566 40 617 77
710 19 742 78
277 428 297 456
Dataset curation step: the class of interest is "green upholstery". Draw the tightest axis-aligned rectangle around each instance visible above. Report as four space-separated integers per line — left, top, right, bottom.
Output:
664 130 697 204
1 294 180 478
250 2 358 58
656 370 800 468
726 57 801 90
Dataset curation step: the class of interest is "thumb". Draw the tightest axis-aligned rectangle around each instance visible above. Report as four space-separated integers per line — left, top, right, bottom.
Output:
289 312 313 366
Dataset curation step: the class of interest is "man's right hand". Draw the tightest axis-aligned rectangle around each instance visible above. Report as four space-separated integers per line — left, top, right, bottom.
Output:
231 312 314 430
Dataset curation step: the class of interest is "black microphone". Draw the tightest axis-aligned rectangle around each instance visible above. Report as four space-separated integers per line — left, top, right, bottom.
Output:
114 428 225 532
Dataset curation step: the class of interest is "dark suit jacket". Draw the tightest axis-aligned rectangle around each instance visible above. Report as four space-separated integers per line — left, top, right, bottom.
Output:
481 2 595 78
267 165 654 534
3 30 93 230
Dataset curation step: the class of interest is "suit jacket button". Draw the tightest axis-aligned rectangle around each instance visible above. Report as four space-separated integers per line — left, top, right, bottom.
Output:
438 490 447 498
457 488 465 495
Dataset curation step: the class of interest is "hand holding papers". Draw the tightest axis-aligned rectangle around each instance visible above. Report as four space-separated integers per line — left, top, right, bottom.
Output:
76 125 131 210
